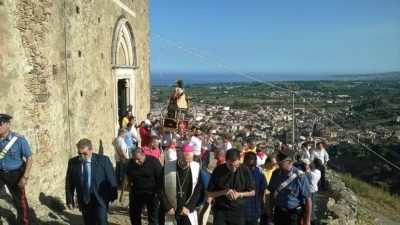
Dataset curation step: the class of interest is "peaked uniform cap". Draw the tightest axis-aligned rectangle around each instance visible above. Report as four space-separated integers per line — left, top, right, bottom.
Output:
0 114 12 123
277 149 295 162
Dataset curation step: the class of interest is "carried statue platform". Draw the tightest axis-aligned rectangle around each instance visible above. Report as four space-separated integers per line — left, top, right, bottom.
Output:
162 79 190 133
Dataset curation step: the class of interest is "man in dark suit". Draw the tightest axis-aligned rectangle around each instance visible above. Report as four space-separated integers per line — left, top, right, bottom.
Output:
65 138 118 225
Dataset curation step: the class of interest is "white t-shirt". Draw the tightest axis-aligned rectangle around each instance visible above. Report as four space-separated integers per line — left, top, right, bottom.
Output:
203 137 214 152
130 125 139 142
161 133 172 147
175 133 189 149
299 149 311 161
164 147 177 161
224 141 232 152
189 136 202 156
144 118 152 127
114 137 129 162
257 154 267 166
310 149 329 164
307 169 321 193
151 128 159 137
297 141 305 151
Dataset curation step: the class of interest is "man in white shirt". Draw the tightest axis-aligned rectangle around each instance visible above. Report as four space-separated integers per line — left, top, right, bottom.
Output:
310 142 329 165
150 120 161 142
299 143 311 162
129 116 139 147
223 133 233 152
310 142 328 190
164 138 178 161
297 136 306 151
144 113 153 127
114 129 129 186
189 126 202 163
202 129 216 169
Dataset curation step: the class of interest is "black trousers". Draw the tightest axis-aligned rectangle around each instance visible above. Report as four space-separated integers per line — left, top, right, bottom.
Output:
213 205 245 225
259 212 270 225
318 165 326 190
311 192 318 222
116 161 127 187
158 205 165 225
244 221 257 225
81 194 109 225
0 168 29 225
273 207 303 225
174 215 191 225
129 192 158 225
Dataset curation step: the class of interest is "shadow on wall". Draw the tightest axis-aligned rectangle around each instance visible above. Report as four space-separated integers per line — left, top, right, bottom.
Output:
99 139 104 155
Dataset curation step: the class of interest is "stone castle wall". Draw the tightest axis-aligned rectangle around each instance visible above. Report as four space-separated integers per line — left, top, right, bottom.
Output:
321 170 358 225
0 0 149 206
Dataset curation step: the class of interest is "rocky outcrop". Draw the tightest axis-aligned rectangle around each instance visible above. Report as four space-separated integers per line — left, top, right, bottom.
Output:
320 170 358 225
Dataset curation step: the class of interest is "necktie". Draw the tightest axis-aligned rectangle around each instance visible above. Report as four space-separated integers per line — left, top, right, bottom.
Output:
82 161 90 204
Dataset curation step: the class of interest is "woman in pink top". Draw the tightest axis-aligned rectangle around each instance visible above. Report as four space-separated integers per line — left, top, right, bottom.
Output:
142 139 161 159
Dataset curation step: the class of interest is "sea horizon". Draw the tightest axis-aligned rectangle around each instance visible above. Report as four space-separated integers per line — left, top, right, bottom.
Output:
151 71 400 85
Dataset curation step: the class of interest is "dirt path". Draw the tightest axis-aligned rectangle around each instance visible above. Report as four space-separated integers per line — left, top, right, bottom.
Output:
62 191 132 225
315 189 329 221
0 189 132 225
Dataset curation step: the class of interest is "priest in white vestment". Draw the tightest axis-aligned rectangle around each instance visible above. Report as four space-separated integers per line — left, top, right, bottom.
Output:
158 144 202 225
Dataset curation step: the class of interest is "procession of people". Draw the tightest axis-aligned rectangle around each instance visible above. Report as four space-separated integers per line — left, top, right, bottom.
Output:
0 80 328 225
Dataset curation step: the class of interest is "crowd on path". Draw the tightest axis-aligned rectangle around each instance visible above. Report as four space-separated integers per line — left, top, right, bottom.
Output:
107 107 330 225
0 103 330 225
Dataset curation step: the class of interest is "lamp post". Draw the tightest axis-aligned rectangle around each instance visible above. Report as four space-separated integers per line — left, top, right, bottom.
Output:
292 83 295 151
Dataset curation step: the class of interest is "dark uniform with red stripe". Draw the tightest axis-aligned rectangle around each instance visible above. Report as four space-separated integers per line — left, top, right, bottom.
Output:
0 114 32 225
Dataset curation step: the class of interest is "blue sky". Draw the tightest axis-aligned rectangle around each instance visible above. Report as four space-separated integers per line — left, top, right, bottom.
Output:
149 0 400 76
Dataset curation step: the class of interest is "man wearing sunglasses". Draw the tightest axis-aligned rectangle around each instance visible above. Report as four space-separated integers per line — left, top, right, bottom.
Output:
65 138 118 225
267 150 312 225
0 113 33 225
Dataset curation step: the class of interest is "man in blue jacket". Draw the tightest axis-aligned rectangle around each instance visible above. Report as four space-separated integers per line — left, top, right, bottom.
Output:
65 138 118 225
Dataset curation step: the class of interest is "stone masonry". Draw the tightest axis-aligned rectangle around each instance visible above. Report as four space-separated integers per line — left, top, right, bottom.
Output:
0 0 150 216
320 170 358 225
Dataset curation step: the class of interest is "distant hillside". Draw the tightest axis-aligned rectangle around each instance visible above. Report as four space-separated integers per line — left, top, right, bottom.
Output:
334 71 400 80
329 142 400 195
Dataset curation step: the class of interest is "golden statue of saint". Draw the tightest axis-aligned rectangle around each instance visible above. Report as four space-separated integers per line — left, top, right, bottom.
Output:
168 80 188 110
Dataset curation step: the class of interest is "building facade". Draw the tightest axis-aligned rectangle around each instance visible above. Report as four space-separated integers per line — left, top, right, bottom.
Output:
0 0 150 203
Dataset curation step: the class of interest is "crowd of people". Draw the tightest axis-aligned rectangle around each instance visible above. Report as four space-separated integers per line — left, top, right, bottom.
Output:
0 80 330 225
0 109 330 225
106 107 331 225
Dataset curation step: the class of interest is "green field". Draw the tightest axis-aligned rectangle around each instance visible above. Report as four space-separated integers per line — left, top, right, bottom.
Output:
152 79 400 129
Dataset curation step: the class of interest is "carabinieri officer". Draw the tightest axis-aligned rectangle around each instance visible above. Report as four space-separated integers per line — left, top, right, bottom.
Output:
0 113 33 225
267 149 312 225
